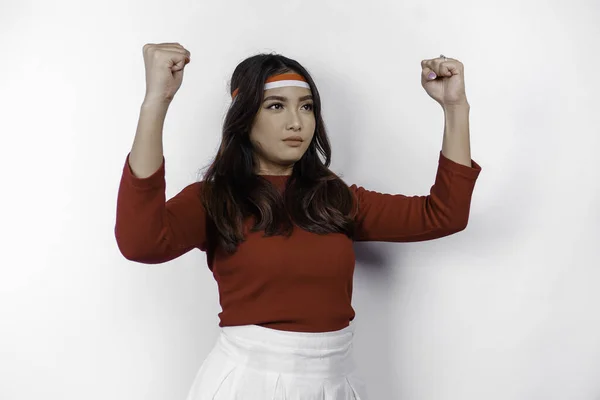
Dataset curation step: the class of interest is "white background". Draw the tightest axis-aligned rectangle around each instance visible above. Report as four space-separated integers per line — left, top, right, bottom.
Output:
2 0 600 399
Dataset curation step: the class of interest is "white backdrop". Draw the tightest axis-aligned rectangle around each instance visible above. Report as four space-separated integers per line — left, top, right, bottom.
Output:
2 0 600 399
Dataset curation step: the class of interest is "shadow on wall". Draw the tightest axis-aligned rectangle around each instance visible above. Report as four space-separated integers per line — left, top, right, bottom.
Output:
353 241 405 399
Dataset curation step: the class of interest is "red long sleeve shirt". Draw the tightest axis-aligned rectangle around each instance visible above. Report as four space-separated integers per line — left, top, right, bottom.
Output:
115 151 482 332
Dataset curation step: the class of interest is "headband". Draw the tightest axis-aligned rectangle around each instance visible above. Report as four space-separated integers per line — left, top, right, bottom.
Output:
231 72 310 100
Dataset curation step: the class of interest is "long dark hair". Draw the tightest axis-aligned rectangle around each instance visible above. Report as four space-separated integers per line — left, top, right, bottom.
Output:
198 53 358 254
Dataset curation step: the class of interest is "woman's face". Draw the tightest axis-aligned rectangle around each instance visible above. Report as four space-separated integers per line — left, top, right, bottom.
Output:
249 85 315 176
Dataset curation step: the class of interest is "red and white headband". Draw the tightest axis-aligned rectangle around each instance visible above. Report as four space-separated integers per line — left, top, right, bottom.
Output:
231 72 310 100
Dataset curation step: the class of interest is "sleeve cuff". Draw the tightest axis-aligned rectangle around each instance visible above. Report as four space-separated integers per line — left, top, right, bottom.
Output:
122 152 166 190
438 150 482 180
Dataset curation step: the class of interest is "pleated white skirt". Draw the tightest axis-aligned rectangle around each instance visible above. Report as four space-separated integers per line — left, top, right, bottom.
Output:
184 321 368 400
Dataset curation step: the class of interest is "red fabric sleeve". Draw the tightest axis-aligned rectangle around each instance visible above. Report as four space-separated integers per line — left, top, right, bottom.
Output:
350 150 482 242
114 153 208 263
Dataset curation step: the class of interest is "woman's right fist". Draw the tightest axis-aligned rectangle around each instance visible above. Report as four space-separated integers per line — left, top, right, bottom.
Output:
142 42 191 103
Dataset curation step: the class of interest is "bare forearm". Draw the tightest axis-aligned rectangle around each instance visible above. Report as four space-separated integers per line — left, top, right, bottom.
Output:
441 104 472 167
129 100 171 178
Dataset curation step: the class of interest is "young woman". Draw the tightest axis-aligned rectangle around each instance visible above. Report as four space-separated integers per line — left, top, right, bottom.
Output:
115 42 482 400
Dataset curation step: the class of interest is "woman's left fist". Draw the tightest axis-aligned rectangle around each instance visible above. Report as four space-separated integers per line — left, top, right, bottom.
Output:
421 56 469 108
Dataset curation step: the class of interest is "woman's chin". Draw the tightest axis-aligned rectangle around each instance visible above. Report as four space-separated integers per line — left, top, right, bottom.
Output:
275 155 303 165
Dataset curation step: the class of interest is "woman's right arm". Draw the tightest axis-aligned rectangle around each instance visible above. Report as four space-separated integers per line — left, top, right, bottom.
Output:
115 100 208 263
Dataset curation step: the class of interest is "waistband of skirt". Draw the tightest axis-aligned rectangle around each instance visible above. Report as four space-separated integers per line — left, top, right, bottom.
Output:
220 321 355 350
215 321 356 377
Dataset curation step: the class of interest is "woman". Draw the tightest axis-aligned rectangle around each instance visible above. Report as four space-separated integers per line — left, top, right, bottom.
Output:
115 43 482 399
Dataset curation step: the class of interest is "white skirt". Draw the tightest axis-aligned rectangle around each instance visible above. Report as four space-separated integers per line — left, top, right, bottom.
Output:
184 321 368 400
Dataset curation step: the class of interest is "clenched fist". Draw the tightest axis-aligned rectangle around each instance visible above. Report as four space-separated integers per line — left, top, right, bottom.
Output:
142 42 191 103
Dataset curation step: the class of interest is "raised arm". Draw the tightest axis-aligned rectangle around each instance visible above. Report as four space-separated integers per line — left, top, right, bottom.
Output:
114 42 206 263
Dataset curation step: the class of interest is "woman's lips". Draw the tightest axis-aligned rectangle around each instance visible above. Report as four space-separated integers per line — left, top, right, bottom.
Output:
283 139 303 147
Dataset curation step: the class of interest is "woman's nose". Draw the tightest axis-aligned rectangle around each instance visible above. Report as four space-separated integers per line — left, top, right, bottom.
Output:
287 112 301 130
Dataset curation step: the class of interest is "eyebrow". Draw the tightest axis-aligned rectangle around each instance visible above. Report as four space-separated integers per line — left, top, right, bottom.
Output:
263 95 313 102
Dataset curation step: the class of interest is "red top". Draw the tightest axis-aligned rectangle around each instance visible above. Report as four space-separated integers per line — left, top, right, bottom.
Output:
115 151 482 332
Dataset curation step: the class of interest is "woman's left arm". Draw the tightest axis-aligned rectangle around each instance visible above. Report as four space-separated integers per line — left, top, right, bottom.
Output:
350 57 481 243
